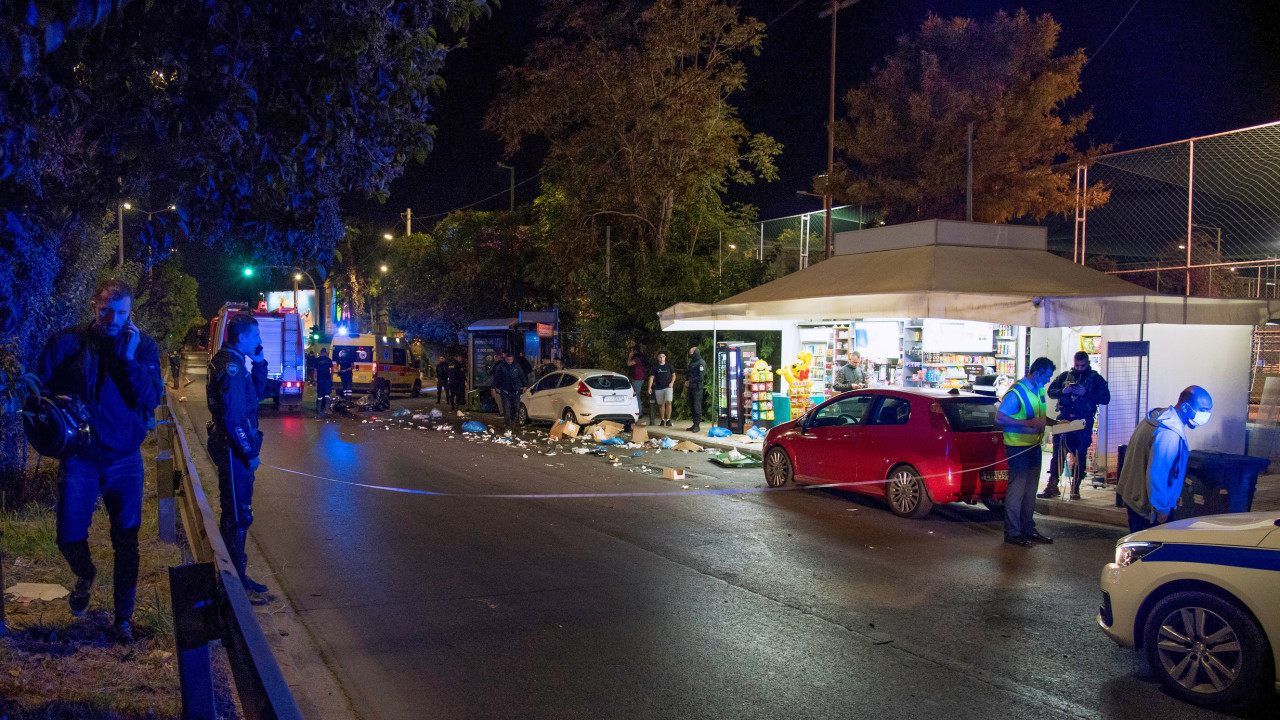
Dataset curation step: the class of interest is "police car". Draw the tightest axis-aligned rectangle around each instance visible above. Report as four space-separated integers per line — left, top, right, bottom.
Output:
1098 512 1280 710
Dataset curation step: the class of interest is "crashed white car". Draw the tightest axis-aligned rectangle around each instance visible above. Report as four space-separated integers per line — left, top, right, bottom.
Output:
517 369 638 427
1098 512 1280 710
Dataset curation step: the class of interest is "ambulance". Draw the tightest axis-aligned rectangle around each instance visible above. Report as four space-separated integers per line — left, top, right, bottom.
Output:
329 331 422 396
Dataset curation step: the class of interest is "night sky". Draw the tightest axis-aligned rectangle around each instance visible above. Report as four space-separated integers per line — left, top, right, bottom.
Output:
194 0 1280 313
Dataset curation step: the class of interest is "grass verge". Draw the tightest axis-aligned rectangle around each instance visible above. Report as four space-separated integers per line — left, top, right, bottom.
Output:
1 436 237 719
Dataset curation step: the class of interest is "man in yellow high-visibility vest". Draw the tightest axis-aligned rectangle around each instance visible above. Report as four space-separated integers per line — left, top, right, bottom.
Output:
996 357 1059 547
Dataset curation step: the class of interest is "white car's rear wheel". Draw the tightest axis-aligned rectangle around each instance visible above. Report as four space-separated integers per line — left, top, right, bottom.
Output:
563 407 577 423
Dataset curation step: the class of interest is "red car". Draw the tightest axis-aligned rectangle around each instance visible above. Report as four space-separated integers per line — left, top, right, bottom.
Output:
762 388 1009 518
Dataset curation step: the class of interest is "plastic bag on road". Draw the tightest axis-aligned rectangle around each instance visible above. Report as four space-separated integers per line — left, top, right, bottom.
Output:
600 437 624 446
707 426 731 438
462 421 488 433
391 408 411 418
429 408 443 419
659 436 678 450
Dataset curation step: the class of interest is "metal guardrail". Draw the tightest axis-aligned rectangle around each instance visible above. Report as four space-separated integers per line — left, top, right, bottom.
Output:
157 394 305 720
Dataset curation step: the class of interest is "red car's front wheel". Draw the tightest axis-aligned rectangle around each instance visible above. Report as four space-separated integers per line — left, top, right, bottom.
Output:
763 446 793 487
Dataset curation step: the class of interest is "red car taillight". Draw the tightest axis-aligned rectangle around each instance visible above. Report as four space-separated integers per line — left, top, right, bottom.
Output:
577 381 592 397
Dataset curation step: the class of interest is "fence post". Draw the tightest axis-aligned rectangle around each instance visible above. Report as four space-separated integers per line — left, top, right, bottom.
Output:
156 407 176 543
169 562 219 720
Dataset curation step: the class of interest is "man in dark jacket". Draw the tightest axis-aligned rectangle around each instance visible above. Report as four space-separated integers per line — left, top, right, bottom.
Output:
491 351 529 431
435 354 448 403
207 313 279 604
447 353 468 411
36 278 164 641
313 347 334 416
684 346 707 433
1040 351 1111 499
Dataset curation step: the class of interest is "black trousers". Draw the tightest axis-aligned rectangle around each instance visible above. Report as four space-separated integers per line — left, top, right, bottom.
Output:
687 384 703 424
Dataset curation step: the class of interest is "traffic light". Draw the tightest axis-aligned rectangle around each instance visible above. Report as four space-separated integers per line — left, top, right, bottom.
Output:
242 266 254 277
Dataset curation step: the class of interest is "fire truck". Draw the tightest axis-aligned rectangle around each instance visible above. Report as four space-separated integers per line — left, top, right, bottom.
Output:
209 303 306 412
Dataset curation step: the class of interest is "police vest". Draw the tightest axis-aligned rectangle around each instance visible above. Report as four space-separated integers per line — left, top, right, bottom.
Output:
1003 379 1045 446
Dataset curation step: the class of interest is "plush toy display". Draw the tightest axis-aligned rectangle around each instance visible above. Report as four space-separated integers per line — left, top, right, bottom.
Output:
779 351 814 415
746 358 775 422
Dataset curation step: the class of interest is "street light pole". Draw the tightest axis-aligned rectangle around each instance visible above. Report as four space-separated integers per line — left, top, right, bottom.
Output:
497 162 515 212
819 0 858 261
118 202 130 266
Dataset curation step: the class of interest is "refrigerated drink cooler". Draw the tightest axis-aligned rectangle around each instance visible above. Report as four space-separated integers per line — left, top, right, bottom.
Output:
716 342 757 434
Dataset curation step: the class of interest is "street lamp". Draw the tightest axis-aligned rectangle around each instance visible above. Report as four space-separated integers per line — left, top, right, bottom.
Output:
383 233 394 240
117 202 178 266
496 162 515 212
379 264 388 273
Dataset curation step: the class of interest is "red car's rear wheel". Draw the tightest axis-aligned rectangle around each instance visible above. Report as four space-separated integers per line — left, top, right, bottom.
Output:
885 464 933 519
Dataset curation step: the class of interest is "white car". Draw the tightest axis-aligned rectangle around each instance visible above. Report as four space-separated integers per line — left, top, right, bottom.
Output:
517 369 638 426
1098 512 1280 710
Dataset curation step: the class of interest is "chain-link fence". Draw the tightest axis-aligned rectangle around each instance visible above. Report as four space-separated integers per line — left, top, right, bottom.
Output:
702 205 872 278
1052 121 1280 297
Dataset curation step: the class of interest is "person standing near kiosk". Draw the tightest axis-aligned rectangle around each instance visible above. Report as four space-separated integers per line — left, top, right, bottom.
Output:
996 357 1058 548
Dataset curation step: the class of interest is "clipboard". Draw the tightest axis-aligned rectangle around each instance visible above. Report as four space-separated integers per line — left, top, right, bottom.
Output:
1048 419 1086 435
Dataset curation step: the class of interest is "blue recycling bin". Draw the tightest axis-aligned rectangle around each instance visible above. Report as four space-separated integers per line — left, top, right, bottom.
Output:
773 393 791 423
1184 451 1271 515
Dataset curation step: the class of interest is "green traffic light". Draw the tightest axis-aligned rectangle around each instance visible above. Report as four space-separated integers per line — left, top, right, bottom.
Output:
243 267 254 277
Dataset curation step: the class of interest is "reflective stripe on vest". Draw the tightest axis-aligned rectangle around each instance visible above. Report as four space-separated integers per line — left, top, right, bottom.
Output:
1003 380 1045 446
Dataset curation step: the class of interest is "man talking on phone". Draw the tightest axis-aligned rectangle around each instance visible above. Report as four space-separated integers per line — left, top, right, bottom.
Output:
36 278 164 641
207 313 279 604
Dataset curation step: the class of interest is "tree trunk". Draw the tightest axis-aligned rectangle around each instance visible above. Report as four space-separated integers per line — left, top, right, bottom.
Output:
654 189 675 257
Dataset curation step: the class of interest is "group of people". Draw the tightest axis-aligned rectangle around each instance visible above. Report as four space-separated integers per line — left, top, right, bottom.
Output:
434 352 469 411
304 347 353 416
997 351 1213 546
627 345 706 431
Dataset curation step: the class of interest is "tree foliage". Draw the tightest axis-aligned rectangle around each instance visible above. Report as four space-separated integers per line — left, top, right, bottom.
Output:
832 10 1109 224
384 211 558 345
486 0 780 256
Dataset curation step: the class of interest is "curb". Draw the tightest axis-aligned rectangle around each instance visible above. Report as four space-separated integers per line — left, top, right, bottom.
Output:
1034 497 1127 527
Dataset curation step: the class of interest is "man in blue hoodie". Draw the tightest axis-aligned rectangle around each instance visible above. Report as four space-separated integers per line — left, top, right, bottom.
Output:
1117 386 1213 533
36 278 164 641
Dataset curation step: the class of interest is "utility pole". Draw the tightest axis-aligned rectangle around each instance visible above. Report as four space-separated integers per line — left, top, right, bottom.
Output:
401 208 413 236
118 202 130 266
497 162 515 212
966 122 974 222
819 0 859 260
605 226 611 282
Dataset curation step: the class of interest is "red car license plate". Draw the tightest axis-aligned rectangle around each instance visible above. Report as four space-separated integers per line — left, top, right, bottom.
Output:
981 469 1008 482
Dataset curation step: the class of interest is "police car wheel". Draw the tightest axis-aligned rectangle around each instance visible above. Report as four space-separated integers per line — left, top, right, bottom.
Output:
1143 590 1271 710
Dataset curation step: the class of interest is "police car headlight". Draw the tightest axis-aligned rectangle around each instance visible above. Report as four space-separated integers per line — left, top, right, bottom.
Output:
1115 541 1161 567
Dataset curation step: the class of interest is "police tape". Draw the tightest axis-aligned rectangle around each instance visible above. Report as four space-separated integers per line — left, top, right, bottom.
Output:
268 444 1038 500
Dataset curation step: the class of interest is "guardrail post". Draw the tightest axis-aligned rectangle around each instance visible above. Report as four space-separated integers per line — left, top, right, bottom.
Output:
170 562 219 720
156 408 177 543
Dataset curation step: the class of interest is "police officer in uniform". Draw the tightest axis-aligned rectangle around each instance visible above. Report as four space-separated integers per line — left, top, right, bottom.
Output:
36 278 164 642
207 314 278 603
996 357 1058 547
313 347 334 416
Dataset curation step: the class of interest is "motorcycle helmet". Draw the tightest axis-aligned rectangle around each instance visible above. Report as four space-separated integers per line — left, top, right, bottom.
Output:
23 394 95 459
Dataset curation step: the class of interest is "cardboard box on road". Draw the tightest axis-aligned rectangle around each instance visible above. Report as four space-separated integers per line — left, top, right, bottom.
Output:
663 467 686 481
550 419 580 439
630 425 649 443
598 420 626 437
674 441 703 452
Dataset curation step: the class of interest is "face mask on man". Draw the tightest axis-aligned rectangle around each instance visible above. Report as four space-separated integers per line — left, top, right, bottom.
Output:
1192 409 1212 427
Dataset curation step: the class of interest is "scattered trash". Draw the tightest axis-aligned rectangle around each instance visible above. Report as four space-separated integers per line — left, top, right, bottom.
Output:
710 451 762 468
663 468 686 481
674 440 703 452
600 437 624 446
178 396 188 402
745 426 766 440
12 557 34 568
631 451 644 457
391 408 411 418
708 426 731 438
631 425 649 443
573 448 592 455
550 419 580 439
462 421 488 433
430 408 443 419
681 484 690 490
659 436 678 450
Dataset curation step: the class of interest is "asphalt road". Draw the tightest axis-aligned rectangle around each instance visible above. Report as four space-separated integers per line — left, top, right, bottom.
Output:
178 366 1266 720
